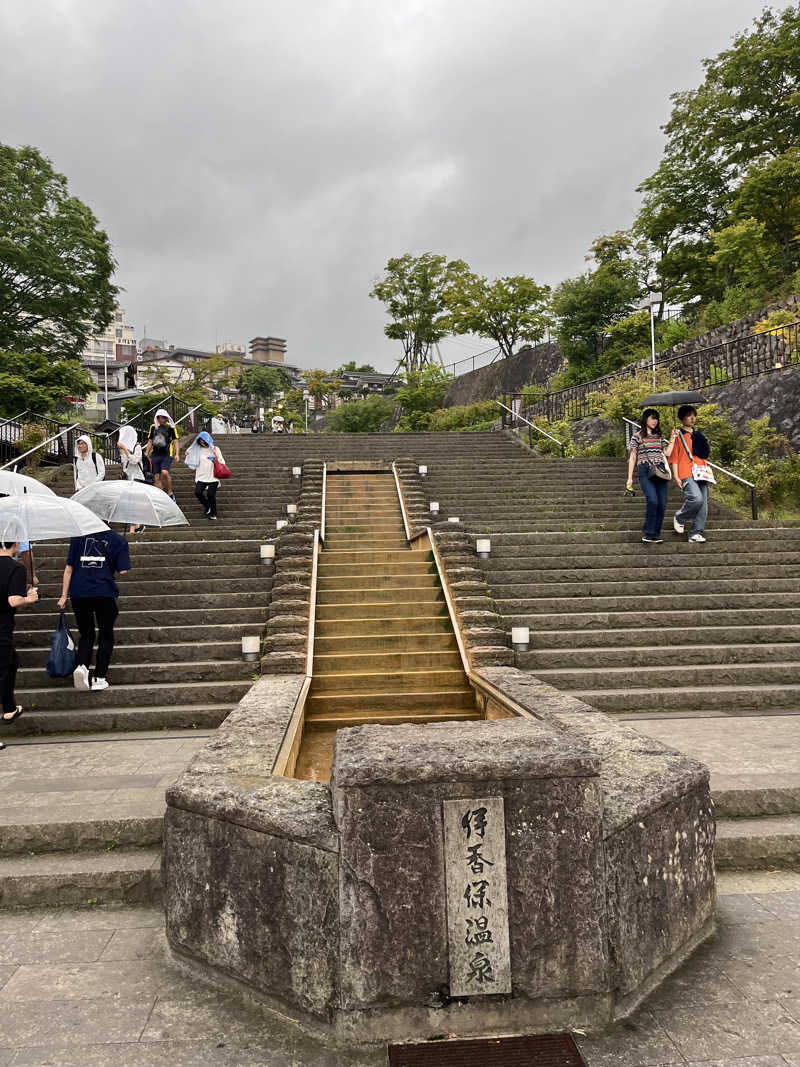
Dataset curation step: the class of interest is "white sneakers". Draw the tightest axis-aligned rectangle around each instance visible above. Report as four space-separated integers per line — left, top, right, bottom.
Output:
73 665 109 691
689 533 707 543
673 513 685 534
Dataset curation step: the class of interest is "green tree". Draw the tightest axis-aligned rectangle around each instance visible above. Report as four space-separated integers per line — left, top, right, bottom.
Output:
326 396 393 433
304 368 340 407
332 360 378 375
551 265 640 380
239 364 290 405
393 365 453 431
447 272 551 358
370 253 469 371
732 148 800 276
0 144 117 359
0 351 94 418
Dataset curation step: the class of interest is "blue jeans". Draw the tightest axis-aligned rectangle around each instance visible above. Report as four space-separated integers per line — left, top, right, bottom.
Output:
637 463 668 538
676 477 709 534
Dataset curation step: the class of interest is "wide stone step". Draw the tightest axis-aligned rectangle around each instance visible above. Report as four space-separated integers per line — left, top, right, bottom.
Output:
16 640 243 668
492 577 800 599
715 815 800 870
17 606 268 631
18 659 252 688
304 707 481 728
310 667 467 694
316 597 445 619
521 643 800 670
485 527 800 546
313 650 463 675
536 661 800 690
486 563 800 584
0 847 162 907
11 678 249 711
485 550 800 572
321 549 424 565
568 683 800 712
314 631 458 654
14 623 261 648
317 561 435 579
4 702 233 735
317 573 439 593
527 622 800 648
324 538 409 550
498 593 800 617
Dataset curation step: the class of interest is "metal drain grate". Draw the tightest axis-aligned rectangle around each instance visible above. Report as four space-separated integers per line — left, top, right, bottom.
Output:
388 1032 587 1066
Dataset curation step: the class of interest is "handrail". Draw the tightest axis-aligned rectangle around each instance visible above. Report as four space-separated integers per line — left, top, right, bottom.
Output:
496 400 566 458
172 404 203 428
0 410 30 430
622 416 758 520
425 526 471 675
305 527 320 677
320 463 327 543
0 422 80 471
392 461 412 540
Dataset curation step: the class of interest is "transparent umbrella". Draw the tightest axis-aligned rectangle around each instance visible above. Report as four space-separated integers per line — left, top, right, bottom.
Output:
0 471 57 498
0 495 109 543
72 480 189 528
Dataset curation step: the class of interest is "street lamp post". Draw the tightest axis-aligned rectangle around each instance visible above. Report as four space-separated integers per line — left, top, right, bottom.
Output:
303 390 310 434
103 351 109 420
649 291 663 390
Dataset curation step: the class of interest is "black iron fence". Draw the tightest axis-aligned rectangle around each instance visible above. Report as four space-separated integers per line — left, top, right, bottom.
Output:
514 318 800 423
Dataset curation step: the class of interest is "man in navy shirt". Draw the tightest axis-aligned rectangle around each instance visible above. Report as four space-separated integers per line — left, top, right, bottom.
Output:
57 529 131 692
0 541 38 748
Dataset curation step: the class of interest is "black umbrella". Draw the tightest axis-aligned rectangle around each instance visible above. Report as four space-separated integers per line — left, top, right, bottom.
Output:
640 391 707 407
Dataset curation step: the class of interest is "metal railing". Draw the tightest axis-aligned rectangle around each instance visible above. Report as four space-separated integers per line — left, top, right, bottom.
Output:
496 401 567 458
623 417 758 520
517 318 800 423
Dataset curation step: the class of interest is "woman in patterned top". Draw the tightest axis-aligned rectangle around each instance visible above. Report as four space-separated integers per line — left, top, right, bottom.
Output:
626 408 676 543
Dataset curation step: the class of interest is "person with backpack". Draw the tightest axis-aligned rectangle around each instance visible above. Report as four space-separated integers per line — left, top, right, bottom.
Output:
56 529 131 692
73 435 105 490
145 409 180 499
0 540 38 749
185 431 225 520
626 408 672 543
668 404 714 544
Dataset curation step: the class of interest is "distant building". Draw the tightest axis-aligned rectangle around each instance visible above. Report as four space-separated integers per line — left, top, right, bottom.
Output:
79 306 138 419
216 342 246 359
338 370 396 395
250 337 287 364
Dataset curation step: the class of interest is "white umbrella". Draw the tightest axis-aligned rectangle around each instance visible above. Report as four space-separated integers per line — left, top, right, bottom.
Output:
0 471 57 497
0 495 109 544
72 480 189 528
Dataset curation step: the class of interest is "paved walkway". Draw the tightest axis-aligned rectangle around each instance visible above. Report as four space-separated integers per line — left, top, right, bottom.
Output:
625 713 800 797
0 874 797 1064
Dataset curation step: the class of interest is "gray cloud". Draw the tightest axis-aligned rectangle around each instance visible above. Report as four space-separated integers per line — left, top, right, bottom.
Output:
0 0 775 371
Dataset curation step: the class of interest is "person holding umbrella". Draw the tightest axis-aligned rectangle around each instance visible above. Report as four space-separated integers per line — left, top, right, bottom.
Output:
57 527 131 692
0 540 38 748
117 426 146 534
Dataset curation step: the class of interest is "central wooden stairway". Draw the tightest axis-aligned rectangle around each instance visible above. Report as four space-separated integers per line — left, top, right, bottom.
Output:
295 471 477 780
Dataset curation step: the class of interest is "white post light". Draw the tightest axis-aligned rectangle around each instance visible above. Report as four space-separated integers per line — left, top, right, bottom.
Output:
242 635 260 662
511 626 530 652
260 543 275 564
418 465 428 478
292 466 302 479
448 516 460 523
476 538 491 560
286 503 297 517
276 519 288 530
430 501 440 515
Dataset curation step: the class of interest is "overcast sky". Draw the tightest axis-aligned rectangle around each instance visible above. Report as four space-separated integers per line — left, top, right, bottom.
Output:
0 0 777 372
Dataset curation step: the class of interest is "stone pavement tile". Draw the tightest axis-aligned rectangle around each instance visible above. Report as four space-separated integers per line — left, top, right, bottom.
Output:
646 944 746 1007
721 954 800 1001
0 1051 12 1066
575 1011 683 1067
0 913 48 938
0 929 113 965
10 1039 386 1066
713 918 800 961
716 893 782 924
652 1000 800 1060
99 928 161 961
0 957 197 1002
784 1055 800 1066
0 968 15 993
756 891 800 922
718 873 800 895
36 905 164 932
0 996 154 1049
685 1059 792 1066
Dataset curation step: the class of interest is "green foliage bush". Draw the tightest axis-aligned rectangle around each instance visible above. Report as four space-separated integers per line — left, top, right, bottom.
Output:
17 422 47 470
326 396 394 433
427 400 498 432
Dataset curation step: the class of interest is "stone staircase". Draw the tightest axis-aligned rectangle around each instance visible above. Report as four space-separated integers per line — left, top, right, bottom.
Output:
296 470 476 780
0 438 306 905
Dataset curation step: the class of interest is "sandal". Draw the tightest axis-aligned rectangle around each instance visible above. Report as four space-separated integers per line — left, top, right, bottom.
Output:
2 706 23 723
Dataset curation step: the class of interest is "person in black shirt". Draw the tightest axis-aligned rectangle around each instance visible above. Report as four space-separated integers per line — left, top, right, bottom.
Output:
145 409 180 500
0 540 39 749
